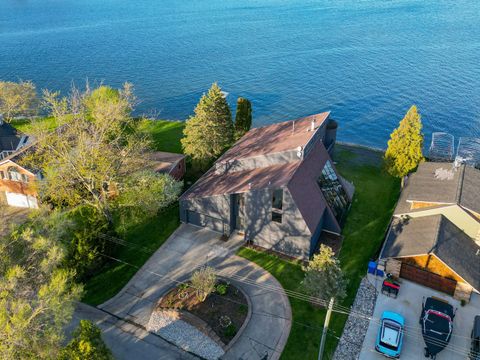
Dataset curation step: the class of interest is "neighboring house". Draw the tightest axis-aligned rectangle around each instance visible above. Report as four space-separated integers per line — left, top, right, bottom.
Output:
179 112 354 260
0 155 38 209
0 118 38 209
146 151 186 180
380 161 480 301
0 117 30 161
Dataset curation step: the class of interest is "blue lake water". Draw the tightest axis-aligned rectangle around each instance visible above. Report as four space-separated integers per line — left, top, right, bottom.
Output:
1 0 480 149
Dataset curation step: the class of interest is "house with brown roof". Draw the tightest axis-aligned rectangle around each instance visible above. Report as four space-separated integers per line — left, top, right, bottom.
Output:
179 112 354 259
146 151 185 180
379 162 480 301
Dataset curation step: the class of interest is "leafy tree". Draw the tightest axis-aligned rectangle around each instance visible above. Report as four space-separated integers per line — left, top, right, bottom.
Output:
0 227 82 359
181 83 234 168
59 320 113 360
234 97 252 140
191 266 216 302
384 105 424 185
114 170 182 227
26 83 180 224
0 80 38 122
302 245 347 302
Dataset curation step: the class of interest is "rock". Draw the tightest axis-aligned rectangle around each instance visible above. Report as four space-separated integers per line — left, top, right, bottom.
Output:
333 277 377 360
147 310 225 360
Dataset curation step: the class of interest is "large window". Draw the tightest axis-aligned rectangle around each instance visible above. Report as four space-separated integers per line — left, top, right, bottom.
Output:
271 188 283 223
317 161 349 223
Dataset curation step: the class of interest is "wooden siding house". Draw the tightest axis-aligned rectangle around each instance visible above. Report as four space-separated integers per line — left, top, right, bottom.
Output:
380 162 480 301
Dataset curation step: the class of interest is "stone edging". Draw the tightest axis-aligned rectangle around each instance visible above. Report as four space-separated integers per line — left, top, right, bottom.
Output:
222 280 252 352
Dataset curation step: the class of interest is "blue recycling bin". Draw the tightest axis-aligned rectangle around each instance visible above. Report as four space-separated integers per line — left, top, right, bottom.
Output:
367 261 377 274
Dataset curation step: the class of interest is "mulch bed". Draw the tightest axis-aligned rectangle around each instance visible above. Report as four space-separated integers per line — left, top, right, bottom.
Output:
157 281 248 344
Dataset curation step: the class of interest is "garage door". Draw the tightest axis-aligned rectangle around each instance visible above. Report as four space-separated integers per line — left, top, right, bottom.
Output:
400 263 457 296
5 192 38 209
6 192 29 208
186 210 224 233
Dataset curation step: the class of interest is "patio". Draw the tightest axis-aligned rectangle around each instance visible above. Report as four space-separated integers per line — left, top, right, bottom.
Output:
359 274 480 360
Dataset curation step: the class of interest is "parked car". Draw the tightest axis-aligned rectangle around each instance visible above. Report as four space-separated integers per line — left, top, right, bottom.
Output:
470 316 480 360
375 311 405 358
419 297 455 359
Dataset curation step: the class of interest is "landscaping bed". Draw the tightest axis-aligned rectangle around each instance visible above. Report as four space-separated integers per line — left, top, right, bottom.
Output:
156 280 248 345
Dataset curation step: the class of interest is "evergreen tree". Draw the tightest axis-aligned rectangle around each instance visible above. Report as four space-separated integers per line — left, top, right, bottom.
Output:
384 105 424 184
234 97 252 140
181 83 234 168
302 245 347 302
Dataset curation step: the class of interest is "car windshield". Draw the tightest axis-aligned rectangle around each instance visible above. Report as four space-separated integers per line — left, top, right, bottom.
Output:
425 310 451 340
380 319 401 350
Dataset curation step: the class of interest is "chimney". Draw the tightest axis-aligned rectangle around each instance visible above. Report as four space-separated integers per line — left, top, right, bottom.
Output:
292 121 295 134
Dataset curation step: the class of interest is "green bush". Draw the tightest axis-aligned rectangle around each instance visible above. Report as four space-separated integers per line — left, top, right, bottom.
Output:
215 282 229 295
60 320 113 360
238 304 248 315
223 323 237 339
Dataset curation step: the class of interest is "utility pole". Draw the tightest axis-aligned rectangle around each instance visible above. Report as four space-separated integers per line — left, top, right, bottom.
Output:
318 297 334 360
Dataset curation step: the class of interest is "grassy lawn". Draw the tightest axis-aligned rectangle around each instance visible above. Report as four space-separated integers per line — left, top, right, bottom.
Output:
237 144 400 359
12 116 58 133
139 119 185 154
82 204 180 305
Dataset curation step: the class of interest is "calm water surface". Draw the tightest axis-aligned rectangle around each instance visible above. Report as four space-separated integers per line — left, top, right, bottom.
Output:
1 0 480 148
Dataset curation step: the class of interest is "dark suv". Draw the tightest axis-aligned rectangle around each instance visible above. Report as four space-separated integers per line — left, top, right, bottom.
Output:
471 316 480 360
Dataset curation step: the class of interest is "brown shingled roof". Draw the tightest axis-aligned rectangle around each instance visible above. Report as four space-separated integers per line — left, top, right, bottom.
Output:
146 151 185 173
182 161 301 199
218 112 330 164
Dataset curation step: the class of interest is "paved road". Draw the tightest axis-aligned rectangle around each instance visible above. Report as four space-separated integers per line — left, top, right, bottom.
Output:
67 303 197 360
74 224 291 360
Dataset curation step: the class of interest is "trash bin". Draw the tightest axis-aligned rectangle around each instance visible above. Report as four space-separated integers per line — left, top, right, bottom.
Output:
368 261 377 274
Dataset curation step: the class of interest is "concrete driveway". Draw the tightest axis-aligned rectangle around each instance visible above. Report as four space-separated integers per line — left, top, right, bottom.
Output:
359 278 480 360
76 224 291 360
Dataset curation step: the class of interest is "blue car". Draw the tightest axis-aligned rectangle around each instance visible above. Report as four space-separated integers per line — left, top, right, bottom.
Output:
375 311 405 358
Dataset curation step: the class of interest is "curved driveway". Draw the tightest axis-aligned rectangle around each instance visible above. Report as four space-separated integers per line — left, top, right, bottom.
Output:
78 224 292 360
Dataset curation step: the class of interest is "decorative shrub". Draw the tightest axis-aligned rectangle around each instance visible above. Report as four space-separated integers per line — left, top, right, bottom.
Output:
191 266 216 302
223 323 237 339
216 282 229 295
237 304 248 315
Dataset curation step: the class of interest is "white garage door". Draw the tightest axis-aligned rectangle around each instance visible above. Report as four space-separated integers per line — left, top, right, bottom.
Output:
5 192 38 208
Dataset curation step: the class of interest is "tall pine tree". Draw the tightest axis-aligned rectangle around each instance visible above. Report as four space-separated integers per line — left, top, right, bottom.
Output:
384 105 424 185
182 83 234 168
234 97 252 140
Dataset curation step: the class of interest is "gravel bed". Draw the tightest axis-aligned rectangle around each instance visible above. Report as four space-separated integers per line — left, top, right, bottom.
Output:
333 276 377 360
147 311 225 360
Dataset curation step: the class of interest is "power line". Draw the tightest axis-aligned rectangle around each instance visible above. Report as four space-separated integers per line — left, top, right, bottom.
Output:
99 234 479 344
98 236 477 356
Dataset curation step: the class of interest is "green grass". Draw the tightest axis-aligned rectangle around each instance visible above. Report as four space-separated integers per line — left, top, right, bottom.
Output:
82 204 180 305
11 116 58 133
139 119 185 154
237 144 400 359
